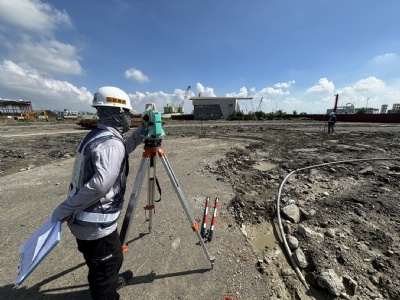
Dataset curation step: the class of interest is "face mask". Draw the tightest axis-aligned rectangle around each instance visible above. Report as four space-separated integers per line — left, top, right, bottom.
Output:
121 111 132 133
97 107 132 133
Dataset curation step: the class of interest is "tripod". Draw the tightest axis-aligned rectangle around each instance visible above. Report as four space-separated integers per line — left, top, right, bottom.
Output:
119 139 216 268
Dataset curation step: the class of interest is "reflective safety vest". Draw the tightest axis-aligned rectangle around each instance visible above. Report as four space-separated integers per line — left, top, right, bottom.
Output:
69 128 128 227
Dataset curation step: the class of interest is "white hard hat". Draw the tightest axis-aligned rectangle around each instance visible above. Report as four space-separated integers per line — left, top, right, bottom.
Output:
92 86 134 113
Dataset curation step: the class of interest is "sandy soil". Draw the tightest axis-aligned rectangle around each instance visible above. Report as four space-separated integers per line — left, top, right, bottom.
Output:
0 119 399 300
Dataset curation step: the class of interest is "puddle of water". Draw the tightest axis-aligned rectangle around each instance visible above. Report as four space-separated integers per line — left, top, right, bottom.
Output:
244 222 278 256
253 161 277 172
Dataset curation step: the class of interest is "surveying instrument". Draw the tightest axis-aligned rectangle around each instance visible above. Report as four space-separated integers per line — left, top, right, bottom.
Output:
119 103 215 268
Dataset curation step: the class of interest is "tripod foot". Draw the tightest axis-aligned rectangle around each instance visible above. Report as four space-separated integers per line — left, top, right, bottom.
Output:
210 256 216 269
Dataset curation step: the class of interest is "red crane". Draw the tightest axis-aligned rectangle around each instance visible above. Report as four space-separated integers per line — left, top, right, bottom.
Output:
333 94 339 112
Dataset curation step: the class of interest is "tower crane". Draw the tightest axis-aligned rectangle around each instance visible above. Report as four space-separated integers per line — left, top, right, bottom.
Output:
257 97 264 111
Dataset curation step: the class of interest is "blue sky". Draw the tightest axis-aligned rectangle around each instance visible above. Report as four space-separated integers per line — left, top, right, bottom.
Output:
1 0 400 115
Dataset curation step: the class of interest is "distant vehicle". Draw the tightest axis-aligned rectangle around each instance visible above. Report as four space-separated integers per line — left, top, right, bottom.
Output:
14 115 25 120
14 110 48 120
300 112 307 115
56 115 63 121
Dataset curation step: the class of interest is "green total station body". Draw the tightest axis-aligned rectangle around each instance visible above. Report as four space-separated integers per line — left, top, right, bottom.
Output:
141 104 165 141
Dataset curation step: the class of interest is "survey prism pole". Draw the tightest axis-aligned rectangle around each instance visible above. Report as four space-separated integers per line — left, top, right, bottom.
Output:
200 196 210 239
208 197 219 241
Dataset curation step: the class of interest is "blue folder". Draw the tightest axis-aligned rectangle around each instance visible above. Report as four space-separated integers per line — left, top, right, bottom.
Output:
15 217 62 286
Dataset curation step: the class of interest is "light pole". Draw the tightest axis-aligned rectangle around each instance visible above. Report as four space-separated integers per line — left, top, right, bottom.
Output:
366 98 369 113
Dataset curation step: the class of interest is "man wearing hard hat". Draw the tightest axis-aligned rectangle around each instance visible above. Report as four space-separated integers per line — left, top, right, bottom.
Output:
52 86 143 299
327 112 337 135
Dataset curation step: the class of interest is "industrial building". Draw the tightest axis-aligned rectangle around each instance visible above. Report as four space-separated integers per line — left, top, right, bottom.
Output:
326 104 356 115
190 96 252 120
0 98 32 115
388 103 400 114
327 103 399 115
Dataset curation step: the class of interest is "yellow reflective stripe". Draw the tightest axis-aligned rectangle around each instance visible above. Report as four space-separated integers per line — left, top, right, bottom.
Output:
105 97 126 105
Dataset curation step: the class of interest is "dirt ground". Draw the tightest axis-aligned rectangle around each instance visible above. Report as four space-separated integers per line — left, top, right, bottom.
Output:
0 119 399 300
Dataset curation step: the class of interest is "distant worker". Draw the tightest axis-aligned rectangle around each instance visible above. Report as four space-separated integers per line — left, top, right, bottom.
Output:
52 86 144 300
327 112 337 134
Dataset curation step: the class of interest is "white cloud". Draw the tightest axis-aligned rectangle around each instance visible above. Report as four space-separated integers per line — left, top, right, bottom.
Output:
128 88 195 114
352 77 385 91
0 60 92 110
224 84 293 113
307 78 335 94
335 77 387 107
258 86 289 96
370 53 397 65
384 89 400 102
225 86 250 97
196 83 216 97
124 68 149 83
0 0 72 34
127 83 216 114
129 91 172 112
9 39 83 75
239 75 399 114
339 77 385 98
274 80 295 89
0 0 82 77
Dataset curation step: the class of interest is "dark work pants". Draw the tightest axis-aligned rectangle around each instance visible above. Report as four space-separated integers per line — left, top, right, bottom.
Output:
328 122 335 134
77 229 123 300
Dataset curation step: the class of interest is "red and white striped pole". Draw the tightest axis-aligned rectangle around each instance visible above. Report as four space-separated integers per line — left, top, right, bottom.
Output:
200 196 210 239
208 197 219 241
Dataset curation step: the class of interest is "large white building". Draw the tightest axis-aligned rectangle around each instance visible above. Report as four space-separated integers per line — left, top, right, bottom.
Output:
190 96 252 120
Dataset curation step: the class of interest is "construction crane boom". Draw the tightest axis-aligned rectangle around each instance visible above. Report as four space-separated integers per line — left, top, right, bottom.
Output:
257 97 264 111
333 94 339 112
180 85 191 107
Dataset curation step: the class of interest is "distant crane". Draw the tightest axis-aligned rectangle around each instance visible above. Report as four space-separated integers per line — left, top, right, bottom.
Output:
257 97 264 111
180 85 191 107
333 94 339 112
164 85 191 114
247 89 255 112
